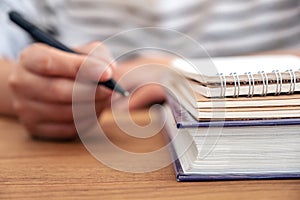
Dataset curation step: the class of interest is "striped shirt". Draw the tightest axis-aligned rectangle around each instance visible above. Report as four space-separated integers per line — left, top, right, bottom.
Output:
1 0 300 59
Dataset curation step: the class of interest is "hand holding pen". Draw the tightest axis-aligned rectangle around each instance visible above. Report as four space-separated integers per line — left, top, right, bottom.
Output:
5 10 127 140
9 11 129 97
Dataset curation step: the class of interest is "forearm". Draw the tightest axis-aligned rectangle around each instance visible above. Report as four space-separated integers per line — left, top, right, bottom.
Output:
0 58 16 116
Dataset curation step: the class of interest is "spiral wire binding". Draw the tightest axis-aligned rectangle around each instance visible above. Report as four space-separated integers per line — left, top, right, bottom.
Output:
230 72 241 98
286 69 296 94
273 70 283 95
217 73 226 98
245 72 255 97
218 68 298 98
258 71 269 96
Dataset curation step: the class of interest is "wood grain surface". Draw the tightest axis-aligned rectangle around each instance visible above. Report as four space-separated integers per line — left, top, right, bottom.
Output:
0 110 299 200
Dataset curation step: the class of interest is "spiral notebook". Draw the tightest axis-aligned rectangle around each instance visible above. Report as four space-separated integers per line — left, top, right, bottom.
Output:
166 77 300 121
171 55 300 98
166 94 300 128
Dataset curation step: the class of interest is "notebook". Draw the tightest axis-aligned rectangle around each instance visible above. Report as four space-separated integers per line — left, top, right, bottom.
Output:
171 55 300 98
166 79 300 121
167 95 300 128
165 66 300 121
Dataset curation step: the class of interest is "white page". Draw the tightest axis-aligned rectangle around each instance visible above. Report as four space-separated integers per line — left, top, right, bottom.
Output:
172 55 300 77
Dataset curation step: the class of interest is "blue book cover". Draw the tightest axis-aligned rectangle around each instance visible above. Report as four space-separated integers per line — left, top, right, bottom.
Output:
172 158 300 182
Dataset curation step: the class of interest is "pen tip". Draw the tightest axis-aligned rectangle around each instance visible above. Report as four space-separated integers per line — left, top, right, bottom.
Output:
123 91 130 97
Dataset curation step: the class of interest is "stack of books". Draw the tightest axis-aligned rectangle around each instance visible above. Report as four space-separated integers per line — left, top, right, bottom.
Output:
163 55 300 181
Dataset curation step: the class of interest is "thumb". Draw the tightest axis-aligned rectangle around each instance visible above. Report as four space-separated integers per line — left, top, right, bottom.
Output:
129 85 166 110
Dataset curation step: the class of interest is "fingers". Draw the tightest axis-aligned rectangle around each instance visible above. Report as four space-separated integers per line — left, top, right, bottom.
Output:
9 42 116 140
128 84 165 110
13 98 106 124
10 60 112 103
29 117 101 141
19 43 113 82
29 122 78 141
112 84 165 111
14 98 107 140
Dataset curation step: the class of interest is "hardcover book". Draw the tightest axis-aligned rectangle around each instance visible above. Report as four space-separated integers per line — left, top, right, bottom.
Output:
162 104 300 181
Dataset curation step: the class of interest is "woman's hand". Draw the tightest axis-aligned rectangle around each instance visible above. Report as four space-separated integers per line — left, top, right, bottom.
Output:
112 56 172 111
9 42 114 140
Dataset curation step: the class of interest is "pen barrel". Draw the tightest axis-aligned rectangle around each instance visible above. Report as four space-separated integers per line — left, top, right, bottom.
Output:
30 29 74 53
9 11 35 32
9 11 74 53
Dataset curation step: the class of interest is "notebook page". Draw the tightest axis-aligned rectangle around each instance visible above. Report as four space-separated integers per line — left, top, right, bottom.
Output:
172 55 300 82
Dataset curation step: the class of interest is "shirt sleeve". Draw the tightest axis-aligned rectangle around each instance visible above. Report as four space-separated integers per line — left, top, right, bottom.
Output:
0 0 38 59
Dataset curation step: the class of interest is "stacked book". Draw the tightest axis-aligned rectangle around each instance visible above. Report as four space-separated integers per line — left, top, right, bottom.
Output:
163 55 300 181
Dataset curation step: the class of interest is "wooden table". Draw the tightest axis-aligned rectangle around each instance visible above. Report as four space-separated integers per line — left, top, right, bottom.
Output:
1 110 299 200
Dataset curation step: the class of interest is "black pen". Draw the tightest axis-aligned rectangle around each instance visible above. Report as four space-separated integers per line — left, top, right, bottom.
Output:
8 11 129 97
